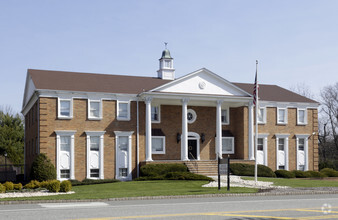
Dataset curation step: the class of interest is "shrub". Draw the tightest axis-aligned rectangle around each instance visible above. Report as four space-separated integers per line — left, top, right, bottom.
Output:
292 170 311 178
13 183 23 191
60 180 72 192
274 170 295 178
46 180 60 192
305 171 325 178
320 168 338 177
24 180 40 189
230 163 276 177
164 172 214 181
140 163 188 177
40 181 50 188
0 183 6 193
319 161 336 170
3 182 14 191
79 179 120 185
30 153 56 181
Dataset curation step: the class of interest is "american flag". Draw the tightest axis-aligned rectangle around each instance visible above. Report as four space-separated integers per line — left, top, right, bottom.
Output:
253 60 259 106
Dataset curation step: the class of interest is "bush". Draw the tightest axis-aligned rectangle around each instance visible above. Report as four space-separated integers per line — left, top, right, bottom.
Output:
164 172 214 181
40 181 50 188
319 161 336 170
3 182 14 191
0 183 6 193
274 170 295 178
46 180 60 192
140 163 188 177
30 153 56 181
291 170 311 178
229 163 276 177
60 180 72 192
13 183 23 191
79 179 120 186
320 168 338 177
305 171 325 178
24 180 40 189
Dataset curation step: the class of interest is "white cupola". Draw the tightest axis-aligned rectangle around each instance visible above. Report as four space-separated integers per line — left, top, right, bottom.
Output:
157 44 175 80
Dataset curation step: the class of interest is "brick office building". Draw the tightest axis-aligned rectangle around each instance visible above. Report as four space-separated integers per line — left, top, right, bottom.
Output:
22 49 319 181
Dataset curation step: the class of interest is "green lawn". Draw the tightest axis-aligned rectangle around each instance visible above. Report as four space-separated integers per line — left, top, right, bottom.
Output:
0 180 258 201
242 177 338 188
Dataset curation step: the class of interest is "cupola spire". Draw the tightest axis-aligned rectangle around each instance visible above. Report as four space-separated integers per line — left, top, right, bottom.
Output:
157 43 175 80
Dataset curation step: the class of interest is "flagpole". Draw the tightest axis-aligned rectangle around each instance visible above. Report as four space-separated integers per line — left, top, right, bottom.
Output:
254 60 259 182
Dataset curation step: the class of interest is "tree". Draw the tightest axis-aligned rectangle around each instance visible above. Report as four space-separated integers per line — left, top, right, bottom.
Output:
0 107 24 164
289 82 316 100
30 153 56 181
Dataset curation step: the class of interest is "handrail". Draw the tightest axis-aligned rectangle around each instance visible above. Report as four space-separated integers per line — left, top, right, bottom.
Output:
188 152 198 174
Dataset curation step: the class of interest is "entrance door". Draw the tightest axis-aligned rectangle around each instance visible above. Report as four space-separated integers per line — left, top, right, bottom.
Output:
188 139 197 160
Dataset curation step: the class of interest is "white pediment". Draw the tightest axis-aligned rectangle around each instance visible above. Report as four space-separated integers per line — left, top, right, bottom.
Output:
22 73 36 109
152 68 251 97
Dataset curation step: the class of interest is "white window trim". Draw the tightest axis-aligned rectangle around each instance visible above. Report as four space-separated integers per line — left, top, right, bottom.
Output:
275 134 289 170
277 107 288 125
221 107 230 125
117 100 131 121
221 137 235 154
258 107 266 124
151 105 161 123
151 136 165 154
187 109 197 124
297 108 308 125
296 134 309 171
58 98 73 119
55 130 76 180
88 99 102 120
257 134 269 166
114 131 134 181
85 131 105 179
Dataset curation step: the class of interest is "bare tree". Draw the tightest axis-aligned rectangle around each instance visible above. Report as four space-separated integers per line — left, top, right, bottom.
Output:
320 82 338 151
289 82 316 100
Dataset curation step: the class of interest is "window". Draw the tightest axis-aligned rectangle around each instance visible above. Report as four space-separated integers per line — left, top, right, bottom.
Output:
278 166 285 170
117 101 130 121
114 131 134 180
90 169 100 178
221 108 230 125
152 136 165 154
298 138 305 151
278 138 285 151
60 169 70 179
257 138 264 151
119 168 128 177
118 136 128 150
222 137 234 154
277 108 287 124
55 130 76 180
297 109 307 125
164 60 172 68
151 105 160 122
258 107 266 124
187 109 197 124
58 98 73 119
86 131 105 179
88 100 102 120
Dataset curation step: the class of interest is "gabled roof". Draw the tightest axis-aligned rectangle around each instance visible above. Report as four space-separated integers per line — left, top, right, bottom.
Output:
28 69 170 94
233 83 318 104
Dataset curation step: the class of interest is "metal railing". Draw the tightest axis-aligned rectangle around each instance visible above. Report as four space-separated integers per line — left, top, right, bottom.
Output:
0 164 25 182
188 152 198 174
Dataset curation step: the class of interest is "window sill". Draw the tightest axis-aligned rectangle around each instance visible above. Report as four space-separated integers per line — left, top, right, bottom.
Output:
152 152 165 154
222 151 234 154
88 117 102 121
297 123 307 126
117 117 131 121
277 122 287 125
222 123 230 125
58 116 73 120
152 120 161 124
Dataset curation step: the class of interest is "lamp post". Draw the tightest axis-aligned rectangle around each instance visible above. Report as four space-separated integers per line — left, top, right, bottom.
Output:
4 152 7 181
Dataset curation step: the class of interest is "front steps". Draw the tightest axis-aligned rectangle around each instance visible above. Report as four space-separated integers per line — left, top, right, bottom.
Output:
185 160 218 176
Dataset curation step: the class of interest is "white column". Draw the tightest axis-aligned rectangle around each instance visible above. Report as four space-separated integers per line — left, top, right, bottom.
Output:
285 137 289 170
70 134 75 180
263 136 268 166
216 100 222 159
145 97 153 161
305 138 308 171
248 101 255 160
99 135 104 179
181 98 189 161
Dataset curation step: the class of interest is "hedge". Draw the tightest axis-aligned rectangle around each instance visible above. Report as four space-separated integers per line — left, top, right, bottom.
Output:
229 163 276 177
305 171 325 178
3 181 14 191
140 163 188 177
60 180 72 192
30 153 56 181
320 168 338 177
291 170 311 178
274 170 295 178
0 183 6 193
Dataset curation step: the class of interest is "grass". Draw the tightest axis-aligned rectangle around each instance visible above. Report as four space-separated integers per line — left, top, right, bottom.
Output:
0 180 258 201
242 177 338 188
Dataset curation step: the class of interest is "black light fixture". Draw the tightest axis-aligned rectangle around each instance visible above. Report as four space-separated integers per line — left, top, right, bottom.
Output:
176 133 181 143
201 133 205 143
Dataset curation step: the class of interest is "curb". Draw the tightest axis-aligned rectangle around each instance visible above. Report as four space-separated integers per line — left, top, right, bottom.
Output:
1 190 338 205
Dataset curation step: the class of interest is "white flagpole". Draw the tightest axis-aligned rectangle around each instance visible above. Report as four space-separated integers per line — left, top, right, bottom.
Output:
254 60 259 182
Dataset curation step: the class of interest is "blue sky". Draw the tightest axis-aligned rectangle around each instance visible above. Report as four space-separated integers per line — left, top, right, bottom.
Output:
1 0 337 113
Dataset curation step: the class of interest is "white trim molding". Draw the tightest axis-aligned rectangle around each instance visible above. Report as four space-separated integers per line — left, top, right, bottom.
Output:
152 136 166 154
221 106 230 125
58 98 73 119
114 131 134 181
151 104 161 123
277 107 288 125
258 107 266 124
296 134 309 171
117 100 131 121
221 137 235 154
257 133 269 166
55 130 76 180
88 99 103 120
85 131 106 179
275 134 289 170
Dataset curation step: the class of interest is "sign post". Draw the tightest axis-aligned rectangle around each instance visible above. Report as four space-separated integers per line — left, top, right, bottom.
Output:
218 155 230 191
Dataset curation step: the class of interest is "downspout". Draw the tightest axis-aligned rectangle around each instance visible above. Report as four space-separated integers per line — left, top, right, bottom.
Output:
136 95 140 178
